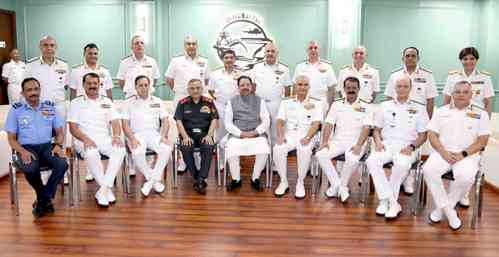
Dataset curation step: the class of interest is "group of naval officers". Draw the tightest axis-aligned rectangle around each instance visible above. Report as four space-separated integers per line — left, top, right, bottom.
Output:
2 34 493 231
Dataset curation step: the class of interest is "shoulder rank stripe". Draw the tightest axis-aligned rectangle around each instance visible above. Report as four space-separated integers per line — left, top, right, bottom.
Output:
121 54 132 60
55 57 67 63
410 99 425 106
320 59 332 64
359 98 370 104
448 69 460 75
341 64 350 70
391 67 403 73
27 57 39 63
12 102 23 109
126 95 138 100
480 70 491 76
278 61 289 67
309 96 321 101
333 97 345 102
471 104 485 111
72 63 83 69
420 67 432 73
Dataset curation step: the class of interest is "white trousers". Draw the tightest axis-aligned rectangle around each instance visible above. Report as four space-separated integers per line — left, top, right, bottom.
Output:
315 140 365 188
273 133 316 183
423 152 479 209
129 131 172 182
227 136 270 181
264 100 281 144
75 135 126 188
7 83 21 104
366 143 417 201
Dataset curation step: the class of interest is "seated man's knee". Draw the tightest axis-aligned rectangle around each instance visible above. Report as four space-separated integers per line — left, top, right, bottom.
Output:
366 154 382 170
85 148 100 160
345 152 360 166
393 156 412 172
131 146 146 156
314 148 329 161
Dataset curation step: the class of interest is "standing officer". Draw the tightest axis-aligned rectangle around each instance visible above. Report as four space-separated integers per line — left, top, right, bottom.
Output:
337 46 380 103
367 75 429 220
68 73 126 207
24 36 69 119
424 81 490 230
248 42 292 143
293 40 337 114
70 43 113 100
315 76 373 202
117 35 160 98
273 75 321 198
2 48 26 103
122 75 172 197
174 79 218 195
225 76 271 192
384 47 437 195
4 77 68 217
442 47 494 207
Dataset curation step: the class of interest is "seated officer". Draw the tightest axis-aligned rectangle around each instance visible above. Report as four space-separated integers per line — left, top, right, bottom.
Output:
366 75 429 219
225 75 271 192
68 72 126 207
273 74 322 198
174 78 218 195
315 76 373 202
5 77 68 218
423 81 490 230
122 75 172 197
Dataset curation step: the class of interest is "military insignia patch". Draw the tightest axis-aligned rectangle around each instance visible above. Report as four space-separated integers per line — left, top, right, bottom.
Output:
414 78 426 83
101 104 111 108
200 106 211 113
304 103 315 110
150 103 161 108
467 112 481 119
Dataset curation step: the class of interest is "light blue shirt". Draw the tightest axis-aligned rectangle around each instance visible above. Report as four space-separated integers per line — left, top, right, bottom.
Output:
4 100 64 145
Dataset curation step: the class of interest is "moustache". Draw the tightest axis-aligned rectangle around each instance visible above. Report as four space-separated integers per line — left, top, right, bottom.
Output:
346 91 356 95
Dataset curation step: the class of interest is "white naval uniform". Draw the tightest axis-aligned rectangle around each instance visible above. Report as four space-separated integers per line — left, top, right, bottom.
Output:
24 57 69 118
273 96 322 185
384 65 438 106
337 63 380 103
423 104 491 209
2 60 26 103
293 59 337 114
165 54 211 109
116 54 160 97
366 99 429 201
443 69 495 109
248 61 292 143
315 98 373 191
68 95 126 188
122 95 172 182
224 97 271 181
70 63 113 97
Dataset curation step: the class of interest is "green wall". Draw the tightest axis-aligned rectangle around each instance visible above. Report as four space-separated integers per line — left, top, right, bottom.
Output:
0 0 14 10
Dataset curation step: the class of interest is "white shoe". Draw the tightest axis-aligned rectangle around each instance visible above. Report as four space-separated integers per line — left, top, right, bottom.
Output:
129 169 136 176
141 180 154 197
153 181 166 193
339 186 350 203
325 184 339 198
444 207 462 230
274 181 289 197
429 208 443 223
295 180 306 199
95 187 109 207
403 172 415 195
85 172 94 182
458 194 470 208
376 199 389 216
63 174 69 185
178 160 186 171
385 201 402 219
107 188 116 203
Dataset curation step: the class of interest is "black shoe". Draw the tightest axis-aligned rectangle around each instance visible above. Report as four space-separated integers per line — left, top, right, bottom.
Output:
457 202 470 209
194 182 207 195
43 201 55 215
250 179 263 192
32 202 46 218
226 180 242 191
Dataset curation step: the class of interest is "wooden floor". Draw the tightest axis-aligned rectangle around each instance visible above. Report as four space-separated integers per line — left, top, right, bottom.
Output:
1 157 499 257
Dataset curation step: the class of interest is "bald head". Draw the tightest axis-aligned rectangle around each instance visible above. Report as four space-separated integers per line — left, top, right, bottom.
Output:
294 74 310 98
352 46 367 65
39 36 57 59
307 40 320 61
131 35 145 57
452 81 473 108
394 75 412 100
265 42 278 65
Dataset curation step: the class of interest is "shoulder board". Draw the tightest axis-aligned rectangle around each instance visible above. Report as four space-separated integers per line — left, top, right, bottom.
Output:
309 96 321 101
479 70 491 76
99 64 109 70
278 61 288 67
12 102 23 109
471 104 485 112
282 96 293 100
201 96 213 102
179 96 191 104
333 97 345 102
27 57 39 63
359 98 370 104
213 66 224 71
72 63 83 69
341 64 350 70
391 67 403 73
41 100 55 106
410 99 425 106
56 57 67 63
71 95 84 102
448 69 460 75
126 95 138 100
419 67 432 73
121 54 132 60
367 64 379 70
320 59 332 64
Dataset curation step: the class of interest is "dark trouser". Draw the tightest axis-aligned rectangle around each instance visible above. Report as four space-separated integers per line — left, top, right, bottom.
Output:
179 132 214 182
16 143 68 204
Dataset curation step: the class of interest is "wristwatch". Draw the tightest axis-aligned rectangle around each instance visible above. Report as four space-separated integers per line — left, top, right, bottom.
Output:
409 144 416 151
461 150 468 157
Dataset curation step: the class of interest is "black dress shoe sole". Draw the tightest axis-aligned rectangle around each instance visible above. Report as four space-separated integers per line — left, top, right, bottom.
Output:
401 185 414 196
274 188 289 197
294 195 305 200
95 199 109 208
457 202 470 209
385 211 402 221
375 212 386 216
85 178 95 183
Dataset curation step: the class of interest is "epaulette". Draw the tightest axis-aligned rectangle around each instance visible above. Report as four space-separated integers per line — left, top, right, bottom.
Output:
341 64 351 70
201 95 213 102
27 57 38 63
471 104 485 112
479 70 491 76
55 57 67 63
213 66 224 71
121 54 132 60
448 69 460 75
420 67 432 73
12 102 23 109
198 55 207 59
320 59 332 64
391 67 403 73
282 96 293 100
41 100 55 106
333 97 345 102
126 95 138 100
309 96 321 101
410 99 425 106
72 63 83 69
179 96 192 104
359 98 370 104
99 64 109 69
278 62 288 67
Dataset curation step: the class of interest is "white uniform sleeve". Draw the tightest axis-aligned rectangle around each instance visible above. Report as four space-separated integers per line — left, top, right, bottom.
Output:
384 74 395 99
373 104 385 128
207 72 216 91
363 104 375 126
203 62 211 82
67 100 79 124
336 69 346 94
324 103 338 125
478 111 492 136
109 101 122 121
69 68 79 90
103 69 113 90
224 101 242 137
23 63 33 80
442 75 453 96
483 76 495 98
164 59 176 79
159 100 168 119
1 63 9 79
276 100 287 121
426 73 438 99
326 66 337 87
292 64 302 82
282 68 293 87
416 106 430 133
311 101 323 122
121 99 131 120
373 69 381 93
426 110 440 134
116 59 127 80
256 100 271 135
152 59 160 80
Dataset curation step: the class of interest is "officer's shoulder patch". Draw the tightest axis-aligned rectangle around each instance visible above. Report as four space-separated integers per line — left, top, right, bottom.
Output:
308 96 321 102
126 95 138 100
471 104 485 112
179 96 192 104
121 54 132 60
480 70 492 76
420 67 433 73
391 67 403 73
201 96 214 103
99 64 109 70
320 59 332 64
55 57 68 63
341 64 351 70
359 98 371 104
41 100 55 106
72 63 83 69
27 57 39 63
448 69 460 75
278 61 289 67
410 99 425 106
333 97 345 102
12 102 23 109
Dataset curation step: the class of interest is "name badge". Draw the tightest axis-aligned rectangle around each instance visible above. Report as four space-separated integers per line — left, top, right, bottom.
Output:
467 112 481 119
101 104 111 108
200 106 211 113
150 103 160 108
192 128 202 133
471 81 484 85
362 74 372 79
407 108 418 114
414 77 426 83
